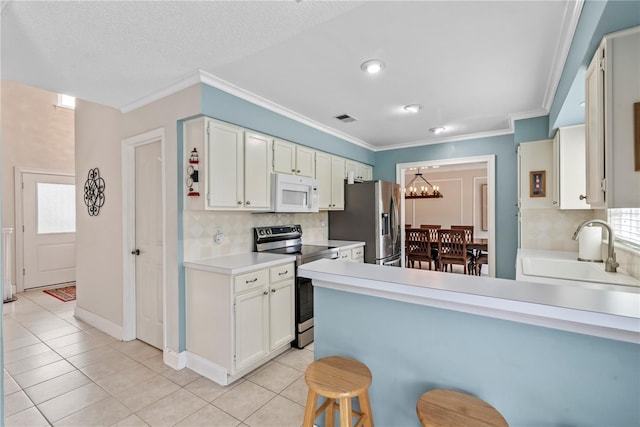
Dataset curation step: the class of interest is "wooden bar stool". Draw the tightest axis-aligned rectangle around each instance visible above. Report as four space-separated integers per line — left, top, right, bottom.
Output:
302 356 374 427
417 389 508 427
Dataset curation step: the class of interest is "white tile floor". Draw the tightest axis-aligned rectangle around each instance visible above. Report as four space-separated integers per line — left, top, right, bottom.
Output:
3 289 314 426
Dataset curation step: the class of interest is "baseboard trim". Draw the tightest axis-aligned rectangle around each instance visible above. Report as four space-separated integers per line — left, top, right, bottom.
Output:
185 351 229 385
74 306 123 340
164 348 186 370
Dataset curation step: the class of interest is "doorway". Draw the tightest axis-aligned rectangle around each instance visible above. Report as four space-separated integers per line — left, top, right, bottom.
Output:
15 169 76 291
397 155 496 276
122 128 166 349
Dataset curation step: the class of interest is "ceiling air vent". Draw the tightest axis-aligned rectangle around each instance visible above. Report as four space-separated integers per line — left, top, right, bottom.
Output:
335 114 357 123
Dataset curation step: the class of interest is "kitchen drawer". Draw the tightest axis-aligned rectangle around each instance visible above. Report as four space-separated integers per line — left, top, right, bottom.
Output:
338 249 352 261
351 246 364 260
234 269 268 293
270 263 294 282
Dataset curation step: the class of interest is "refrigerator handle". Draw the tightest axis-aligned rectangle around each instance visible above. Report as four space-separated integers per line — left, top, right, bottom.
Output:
390 190 399 247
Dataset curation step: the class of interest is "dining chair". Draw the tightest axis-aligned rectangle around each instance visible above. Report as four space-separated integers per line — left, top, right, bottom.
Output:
437 229 472 274
420 225 441 269
451 225 476 271
405 228 436 270
473 253 488 276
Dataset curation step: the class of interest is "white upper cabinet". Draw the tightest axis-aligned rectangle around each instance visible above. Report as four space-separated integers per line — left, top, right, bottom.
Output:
243 131 272 210
183 117 271 211
552 125 590 210
585 26 640 208
316 152 345 210
345 160 373 181
273 139 315 178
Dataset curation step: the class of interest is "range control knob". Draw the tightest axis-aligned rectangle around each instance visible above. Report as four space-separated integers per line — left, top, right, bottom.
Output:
259 230 265 235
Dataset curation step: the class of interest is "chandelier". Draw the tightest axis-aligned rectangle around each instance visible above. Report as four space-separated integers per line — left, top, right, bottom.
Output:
405 172 443 199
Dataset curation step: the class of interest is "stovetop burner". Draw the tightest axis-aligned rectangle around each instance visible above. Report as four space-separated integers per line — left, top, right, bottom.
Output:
254 225 339 264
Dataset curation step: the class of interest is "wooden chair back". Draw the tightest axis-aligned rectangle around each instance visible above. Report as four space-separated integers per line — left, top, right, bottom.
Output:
405 228 436 270
451 225 474 243
437 229 470 273
420 224 441 242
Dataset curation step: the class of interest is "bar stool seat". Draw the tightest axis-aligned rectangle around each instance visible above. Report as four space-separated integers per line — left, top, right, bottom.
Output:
303 356 374 427
417 389 508 427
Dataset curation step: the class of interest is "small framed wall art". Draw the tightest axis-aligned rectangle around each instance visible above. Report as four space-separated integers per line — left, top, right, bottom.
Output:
529 170 546 198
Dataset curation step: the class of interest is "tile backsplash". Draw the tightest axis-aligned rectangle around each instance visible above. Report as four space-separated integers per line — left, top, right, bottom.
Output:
183 211 328 260
520 208 595 251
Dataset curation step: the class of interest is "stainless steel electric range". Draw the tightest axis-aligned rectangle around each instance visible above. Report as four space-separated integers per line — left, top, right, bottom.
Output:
254 225 339 348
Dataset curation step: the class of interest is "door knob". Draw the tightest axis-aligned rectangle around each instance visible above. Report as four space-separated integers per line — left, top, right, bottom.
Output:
131 249 140 256
579 194 587 200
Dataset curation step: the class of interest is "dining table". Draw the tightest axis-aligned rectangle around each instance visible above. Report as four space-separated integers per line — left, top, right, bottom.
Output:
467 238 488 252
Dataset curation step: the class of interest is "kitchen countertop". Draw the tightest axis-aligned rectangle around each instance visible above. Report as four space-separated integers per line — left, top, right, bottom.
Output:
298 259 640 343
184 252 295 275
307 240 365 250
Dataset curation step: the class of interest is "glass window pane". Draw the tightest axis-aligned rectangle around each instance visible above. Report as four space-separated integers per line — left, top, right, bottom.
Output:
37 183 76 234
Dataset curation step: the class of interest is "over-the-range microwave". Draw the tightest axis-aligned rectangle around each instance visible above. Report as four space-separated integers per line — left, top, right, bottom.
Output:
271 173 319 213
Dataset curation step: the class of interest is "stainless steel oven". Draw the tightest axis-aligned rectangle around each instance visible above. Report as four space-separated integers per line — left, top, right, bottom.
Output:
254 225 338 348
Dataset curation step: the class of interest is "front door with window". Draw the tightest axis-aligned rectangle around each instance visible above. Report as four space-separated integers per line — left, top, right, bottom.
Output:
22 172 76 289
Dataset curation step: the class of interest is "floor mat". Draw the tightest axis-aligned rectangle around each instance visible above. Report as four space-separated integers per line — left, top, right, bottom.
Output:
43 285 76 302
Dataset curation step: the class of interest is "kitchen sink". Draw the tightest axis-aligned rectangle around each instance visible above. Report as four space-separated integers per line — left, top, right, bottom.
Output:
521 257 639 287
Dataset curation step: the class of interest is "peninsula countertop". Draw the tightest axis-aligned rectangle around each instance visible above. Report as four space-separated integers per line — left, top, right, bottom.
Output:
298 259 640 343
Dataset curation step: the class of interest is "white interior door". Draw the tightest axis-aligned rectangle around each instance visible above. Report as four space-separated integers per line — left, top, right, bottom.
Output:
134 141 163 349
22 173 76 289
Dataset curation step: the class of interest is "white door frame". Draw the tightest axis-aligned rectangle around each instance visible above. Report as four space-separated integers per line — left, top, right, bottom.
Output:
396 155 496 277
121 128 167 343
14 167 75 293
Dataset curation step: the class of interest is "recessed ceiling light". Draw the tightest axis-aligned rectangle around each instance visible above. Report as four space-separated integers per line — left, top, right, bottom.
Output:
403 104 422 113
360 59 385 74
429 127 446 134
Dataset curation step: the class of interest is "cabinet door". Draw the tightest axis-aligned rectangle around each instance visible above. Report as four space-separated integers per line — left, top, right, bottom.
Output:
207 120 244 209
345 160 358 179
273 139 296 175
244 132 271 210
558 126 589 209
296 146 316 178
351 245 364 262
585 46 606 208
234 287 269 372
331 156 346 210
315 152 332 209
269 279 294 351
356 163 372 181
552 131 560 207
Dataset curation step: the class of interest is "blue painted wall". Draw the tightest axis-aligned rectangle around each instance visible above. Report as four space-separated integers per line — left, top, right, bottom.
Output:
374 134 518 279
514 116 549 144
315 287 640 427
200 84 375 165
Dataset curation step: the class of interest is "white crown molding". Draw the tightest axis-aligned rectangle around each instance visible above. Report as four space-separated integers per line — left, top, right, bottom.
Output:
375 128 514 152
541 0 584 112
197 70 375 150
119 72 202 113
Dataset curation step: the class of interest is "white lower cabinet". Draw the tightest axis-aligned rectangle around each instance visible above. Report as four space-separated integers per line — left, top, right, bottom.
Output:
186 261 294 385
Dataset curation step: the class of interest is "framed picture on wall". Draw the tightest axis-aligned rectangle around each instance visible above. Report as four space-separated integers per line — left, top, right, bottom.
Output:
530 170 546 197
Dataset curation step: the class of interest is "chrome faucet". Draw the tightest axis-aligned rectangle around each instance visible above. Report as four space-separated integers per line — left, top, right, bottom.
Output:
572 219 619 272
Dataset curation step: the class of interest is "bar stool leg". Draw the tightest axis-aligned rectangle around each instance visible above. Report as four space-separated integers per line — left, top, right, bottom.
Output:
360 390 374 427
326 398 336 427
339 397 352 427
302 390 318 427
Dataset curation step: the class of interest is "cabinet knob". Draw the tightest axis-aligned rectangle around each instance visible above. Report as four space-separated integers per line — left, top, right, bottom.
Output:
291 169 296 172
263 291 268 295
552 201 558 205
237 201 242 205
246 201 251 205
271 288 276 293
297 170 301 173
579 194 587 200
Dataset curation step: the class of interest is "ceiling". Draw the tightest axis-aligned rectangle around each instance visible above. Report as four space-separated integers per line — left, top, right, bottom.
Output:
1 1 581 151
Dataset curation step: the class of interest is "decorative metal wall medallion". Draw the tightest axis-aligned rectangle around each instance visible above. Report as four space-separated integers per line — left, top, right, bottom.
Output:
84 168 106 216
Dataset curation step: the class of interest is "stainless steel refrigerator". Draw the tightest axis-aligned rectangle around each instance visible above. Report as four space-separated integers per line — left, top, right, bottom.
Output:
329 180 402 267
